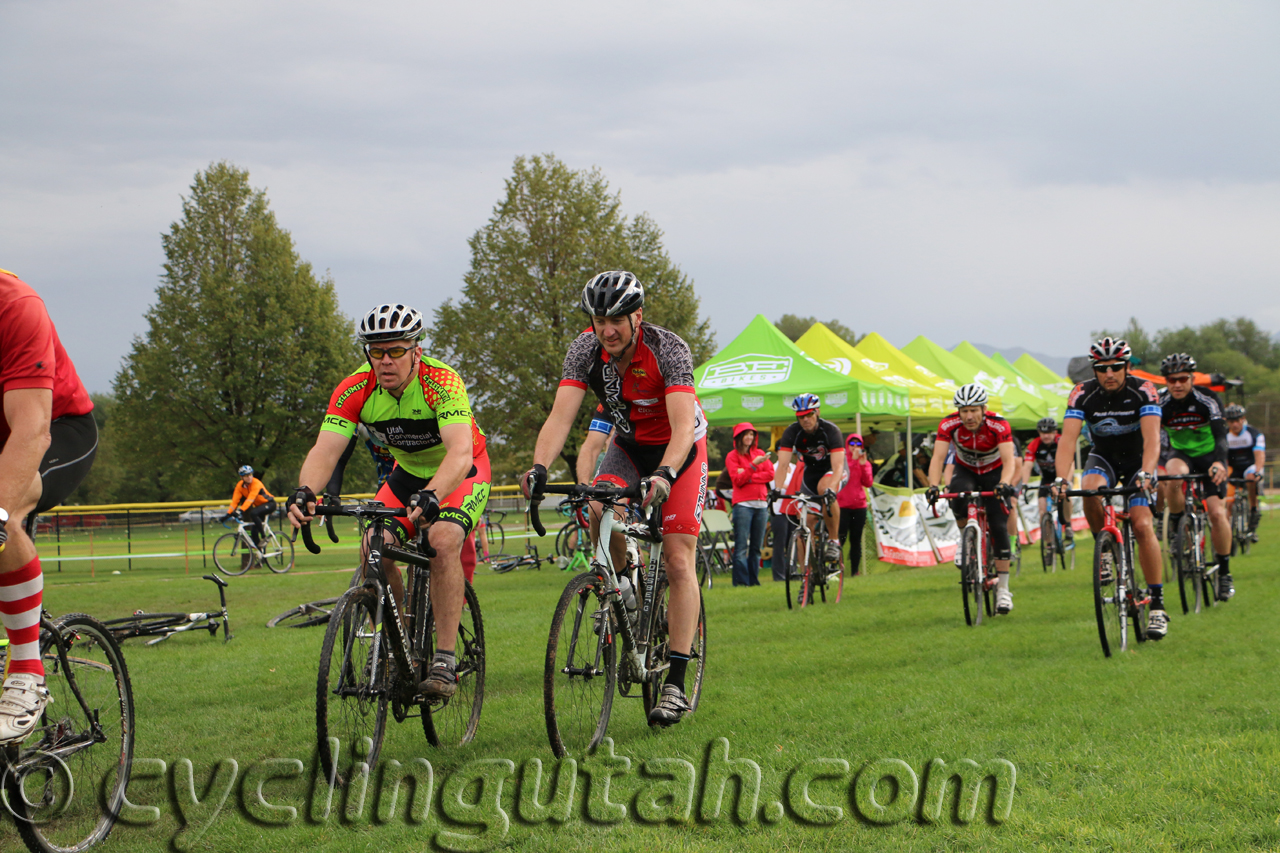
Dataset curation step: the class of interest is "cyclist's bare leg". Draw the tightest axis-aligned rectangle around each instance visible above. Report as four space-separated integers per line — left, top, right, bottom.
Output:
1204 494 1232 555
1163 457 1190 514
427 521 466 652
1247 472 1260 509
661 532 699 655
477 522 489 558
587 499 627 573
1130 505 1163 586
0 471 41 573
1081 473 1109 534
818 472 840 542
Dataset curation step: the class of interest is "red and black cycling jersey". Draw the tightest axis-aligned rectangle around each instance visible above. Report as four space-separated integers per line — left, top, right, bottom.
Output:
1024 436 1059 477
560 322 706 447
936 410 1013 475
1065 376 1161 469
778 418 845 478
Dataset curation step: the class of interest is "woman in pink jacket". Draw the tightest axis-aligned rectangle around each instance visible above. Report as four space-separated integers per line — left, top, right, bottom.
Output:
837 433 875 575
726 422 775 586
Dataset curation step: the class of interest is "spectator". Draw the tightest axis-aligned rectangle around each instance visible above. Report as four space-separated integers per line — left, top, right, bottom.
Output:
725 422 774 586
838 433 875 575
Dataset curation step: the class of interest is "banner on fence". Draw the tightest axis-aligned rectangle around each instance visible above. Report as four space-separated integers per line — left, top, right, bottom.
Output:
1013 488 1088 544
869 485 960 567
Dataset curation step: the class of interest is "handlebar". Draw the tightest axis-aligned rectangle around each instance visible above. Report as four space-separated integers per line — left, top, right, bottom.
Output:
527 482 658 542
295 501 407 555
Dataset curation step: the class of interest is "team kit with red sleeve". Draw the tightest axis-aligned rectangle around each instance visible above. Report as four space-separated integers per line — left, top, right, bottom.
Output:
937 409 1014 560
559 322 708 536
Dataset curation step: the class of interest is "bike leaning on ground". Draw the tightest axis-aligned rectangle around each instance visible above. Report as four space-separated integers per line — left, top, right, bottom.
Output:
531 483 706 758
102 573 233 645
297 501 485 788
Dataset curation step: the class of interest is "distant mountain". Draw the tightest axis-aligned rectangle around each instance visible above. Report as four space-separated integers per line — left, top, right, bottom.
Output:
964 343 1071 376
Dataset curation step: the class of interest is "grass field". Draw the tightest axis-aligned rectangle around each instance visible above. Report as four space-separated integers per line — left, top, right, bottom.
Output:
2 514 1277 852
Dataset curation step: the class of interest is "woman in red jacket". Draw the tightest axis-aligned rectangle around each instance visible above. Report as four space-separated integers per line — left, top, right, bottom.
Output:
837 433 875 575
726 422 775 586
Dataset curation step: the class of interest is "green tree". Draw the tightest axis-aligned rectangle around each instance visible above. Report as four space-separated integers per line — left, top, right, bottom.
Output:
431 154 715 480
111 162 356 500
775 314 860 346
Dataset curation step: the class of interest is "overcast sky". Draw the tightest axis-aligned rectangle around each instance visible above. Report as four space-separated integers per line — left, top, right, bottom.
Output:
2 1 1277 392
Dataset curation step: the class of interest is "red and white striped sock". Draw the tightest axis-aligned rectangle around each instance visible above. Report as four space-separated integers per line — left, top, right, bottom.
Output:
0 558 44 679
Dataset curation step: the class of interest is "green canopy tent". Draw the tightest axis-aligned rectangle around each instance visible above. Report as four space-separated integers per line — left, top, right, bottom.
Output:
903 336 1041 428
989 352 1068 421
950 341 1055 424
693 315 908 431
1013 353 1075 399
795 324 951 424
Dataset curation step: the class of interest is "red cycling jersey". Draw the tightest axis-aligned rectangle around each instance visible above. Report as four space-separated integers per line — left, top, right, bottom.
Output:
936 410 1013 475
0 269 93 446
559 322 706 447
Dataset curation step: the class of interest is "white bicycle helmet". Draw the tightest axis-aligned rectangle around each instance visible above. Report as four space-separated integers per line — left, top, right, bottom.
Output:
237 465 254 476
1089 336 1132 365
953 383 988 407
358 304 425 344
580 271 644 317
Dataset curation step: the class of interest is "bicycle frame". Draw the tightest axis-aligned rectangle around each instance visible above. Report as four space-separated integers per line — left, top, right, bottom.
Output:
104 574 234 644
939 490 998 585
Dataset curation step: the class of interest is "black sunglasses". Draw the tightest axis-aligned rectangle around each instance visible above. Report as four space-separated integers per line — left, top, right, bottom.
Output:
1093 363 1127 374
367 345 414 360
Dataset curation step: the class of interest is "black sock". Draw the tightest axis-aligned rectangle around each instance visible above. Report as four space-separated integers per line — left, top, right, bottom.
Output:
666 652 690 692
1149 583 1164 610
1218 556 1230 576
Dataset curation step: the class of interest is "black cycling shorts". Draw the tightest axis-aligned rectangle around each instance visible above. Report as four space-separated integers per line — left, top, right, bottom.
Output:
35 412 99 514
1168 450 1228 500
1082 452 1152 508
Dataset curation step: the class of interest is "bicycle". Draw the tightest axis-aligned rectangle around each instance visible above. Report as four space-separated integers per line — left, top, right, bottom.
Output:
1164 473 1216 615
212 512 294 576
491 541 543 574
1061 485 1150 657
771 490 841 609
935 490 1008 626
101 574 233 645
1039 492 1075 573
477 508 505 559
298 501 485 787
555 498 590 561
1227 477 1253 556
267 597 341 629
530 483 706 758
1 611 135 853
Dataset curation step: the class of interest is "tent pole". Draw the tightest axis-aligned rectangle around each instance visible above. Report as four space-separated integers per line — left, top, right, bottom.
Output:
906 415 913 491
856 412 862 437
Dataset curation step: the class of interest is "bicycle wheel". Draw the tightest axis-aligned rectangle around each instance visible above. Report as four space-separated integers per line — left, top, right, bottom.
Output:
785 527 805 610
555 524 581 559
316 587 387 789
488 522 505 557
267 597 340 628
1128 553 1148 643
211 532 255 576
643 572 707 717
262 531 295 573
696 541 713 590
960 526 981 626
1180 514 1210 613
1093 530 1124 657
544 571 616 758
1231 496 1251 556
422 581 485 747
1040 513 1056 572
6 614 134 853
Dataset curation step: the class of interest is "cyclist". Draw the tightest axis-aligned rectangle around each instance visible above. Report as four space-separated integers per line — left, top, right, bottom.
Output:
287 303 490 700
522 271 707 728
1157 353 1233 599
772 394 845 574
0 269 97 742
925 383 1018 614
1224 403 1265 542
1053 337 1168 638
226 465 277 563
1025 417 1072 541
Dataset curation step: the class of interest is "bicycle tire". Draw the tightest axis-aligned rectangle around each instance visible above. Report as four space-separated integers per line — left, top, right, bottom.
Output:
1094 530 1124 657
267 597 340 628
6 613 135 853
961 526 981 626
212 532 254 576
316 587 387 789
488 522 505 557
696 541 712 590
1231 495 1250 556
785 527 801 610
1181 513 1210 613
422 581 485 747
262 532 295 574
1040 513 1055 572
544 571 616 758
643 572 707 718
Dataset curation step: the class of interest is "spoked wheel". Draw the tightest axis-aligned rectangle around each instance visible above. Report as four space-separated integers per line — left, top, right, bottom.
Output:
6 614 135 853
1178 514 1210 613
643 573 707 719
1129 564 1149 643
1040 514 1056 572
785 527 806 610
961 526 981 626
212 532 254 576
267 597 341 628
487 522 505 557
545 571 616 758
262 533 295 573
422 581 485 747
1094 530 1124 657
316 587 387 788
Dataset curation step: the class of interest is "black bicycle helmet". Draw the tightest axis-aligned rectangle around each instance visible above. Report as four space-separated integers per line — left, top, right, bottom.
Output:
1224 404 1246 419
1159 352 1197 376
580 271 644 317
1036 417 1057 432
